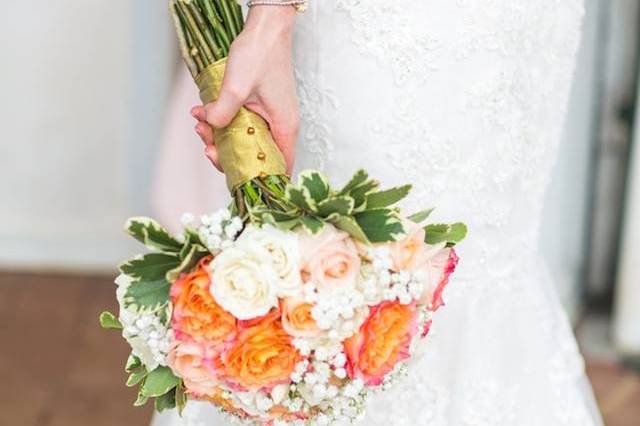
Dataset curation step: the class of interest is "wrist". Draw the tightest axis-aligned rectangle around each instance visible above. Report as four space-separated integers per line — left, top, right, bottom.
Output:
245 5 297 37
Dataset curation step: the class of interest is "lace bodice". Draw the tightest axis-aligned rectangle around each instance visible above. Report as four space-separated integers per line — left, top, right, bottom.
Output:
294 0 584 281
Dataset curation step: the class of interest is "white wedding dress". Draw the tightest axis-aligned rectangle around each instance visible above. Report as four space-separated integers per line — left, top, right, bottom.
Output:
153 0 604 424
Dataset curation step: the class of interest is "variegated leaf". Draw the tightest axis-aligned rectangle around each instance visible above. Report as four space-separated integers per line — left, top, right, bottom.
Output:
125 217 182 252
365 185 412 209
299 170 331 203
316 196 355 217
285 185 316 211
355 209 406 243
339 169 369 195
141 366 181 398
120 253 180 281
331 215 370 244
408 208 435 223
424 223 468 246
300 216 324 235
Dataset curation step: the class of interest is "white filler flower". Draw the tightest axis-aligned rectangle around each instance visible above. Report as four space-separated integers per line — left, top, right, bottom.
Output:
209 244 279 320
115 274 171 370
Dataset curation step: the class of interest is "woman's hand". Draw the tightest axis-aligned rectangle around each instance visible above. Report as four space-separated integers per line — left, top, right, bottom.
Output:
191 6 299 173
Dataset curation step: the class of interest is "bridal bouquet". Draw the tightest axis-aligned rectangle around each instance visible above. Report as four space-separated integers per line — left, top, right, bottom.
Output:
100 1 466 424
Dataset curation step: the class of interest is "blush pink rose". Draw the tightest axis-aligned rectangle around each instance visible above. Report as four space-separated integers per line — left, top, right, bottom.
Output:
167 341 219 398
418 248 459 311
389 221 429 271
298 224 361 291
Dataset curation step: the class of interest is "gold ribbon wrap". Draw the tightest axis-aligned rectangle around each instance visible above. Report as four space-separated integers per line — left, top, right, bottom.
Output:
195 59 288 191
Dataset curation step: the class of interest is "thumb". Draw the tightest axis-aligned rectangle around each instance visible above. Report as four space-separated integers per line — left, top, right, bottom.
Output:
204 83 246 129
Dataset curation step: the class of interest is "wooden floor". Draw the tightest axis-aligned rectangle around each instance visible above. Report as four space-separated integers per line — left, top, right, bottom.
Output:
1 271 639 426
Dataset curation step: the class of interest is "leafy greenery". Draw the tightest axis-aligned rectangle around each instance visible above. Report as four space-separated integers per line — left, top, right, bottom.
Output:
121 253 181 282
125 360 183 412
119 220 209 316
424 223 468 246
141 366 181 397
249 169 415 243
125 217 182 253
407 208 435 224
99 311 122 330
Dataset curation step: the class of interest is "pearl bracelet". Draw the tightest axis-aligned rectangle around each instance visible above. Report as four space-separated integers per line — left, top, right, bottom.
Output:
247 0 308 12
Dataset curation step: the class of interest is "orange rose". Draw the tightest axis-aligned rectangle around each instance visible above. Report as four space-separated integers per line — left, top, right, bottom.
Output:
222 310 301 391
171 258 237 345
281 297 321 338
344 301 418 385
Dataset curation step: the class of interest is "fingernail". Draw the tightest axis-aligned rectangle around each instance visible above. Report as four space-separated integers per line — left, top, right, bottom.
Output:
195 124 203 136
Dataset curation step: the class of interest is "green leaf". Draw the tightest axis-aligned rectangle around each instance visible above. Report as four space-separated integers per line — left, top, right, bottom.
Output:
141 366 181 398
180 229 206 258
166 244 208 282
120 253 181 281
127 368 148 387
316 196 355 217
134 392 149 407
125 355 142 373
270 218 301 232
300 216 324 235
424 223 468 246
339 170 369 195
99 311 122 330
175 381 187 415
123 279 171 313
285 185 316 211
125 217 182 252
350 180 380 209
365 185 412 209
155 388 177 412
299 170 330 203
331 215 370 244
355 209 406 243
408 208 435 223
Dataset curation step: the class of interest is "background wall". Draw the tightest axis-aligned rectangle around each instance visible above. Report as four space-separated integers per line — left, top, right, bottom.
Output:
0 1 175 270
540 0 603 318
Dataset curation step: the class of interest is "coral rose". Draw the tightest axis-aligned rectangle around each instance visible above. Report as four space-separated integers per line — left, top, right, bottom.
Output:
418 248 459 311
222 311 300 391
298 224 361 292
167 341 219 398
281 297 321 338
344 301 418 385
170 258 237 345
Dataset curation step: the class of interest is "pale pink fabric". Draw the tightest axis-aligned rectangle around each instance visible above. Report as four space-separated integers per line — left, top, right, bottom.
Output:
152 69 229 233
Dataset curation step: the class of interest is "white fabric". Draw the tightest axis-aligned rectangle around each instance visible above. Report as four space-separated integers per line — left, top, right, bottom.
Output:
153 1 603 424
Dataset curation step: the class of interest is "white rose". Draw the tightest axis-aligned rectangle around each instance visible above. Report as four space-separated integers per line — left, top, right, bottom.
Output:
115 274 159 370
209 244 279 320
238 225 302 297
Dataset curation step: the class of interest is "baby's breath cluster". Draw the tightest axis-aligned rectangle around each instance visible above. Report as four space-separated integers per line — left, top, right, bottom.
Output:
121 311 172 368
359 247 425 305
180 209 242 254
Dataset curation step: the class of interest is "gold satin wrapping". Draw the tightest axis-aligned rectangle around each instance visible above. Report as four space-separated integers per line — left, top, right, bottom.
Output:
195 59 288 191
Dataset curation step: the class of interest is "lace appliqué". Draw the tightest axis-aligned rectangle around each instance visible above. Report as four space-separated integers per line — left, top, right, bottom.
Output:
295 69 339 170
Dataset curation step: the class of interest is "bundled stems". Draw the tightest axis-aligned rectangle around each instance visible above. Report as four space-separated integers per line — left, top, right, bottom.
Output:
170 0 244 75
